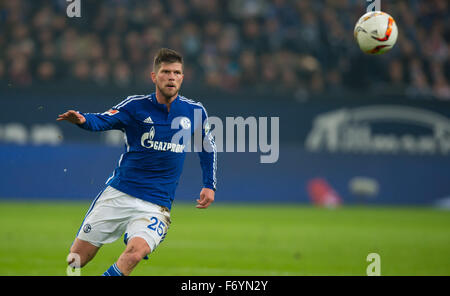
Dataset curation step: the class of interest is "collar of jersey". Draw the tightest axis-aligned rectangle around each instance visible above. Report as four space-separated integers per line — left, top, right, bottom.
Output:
150 93 179 112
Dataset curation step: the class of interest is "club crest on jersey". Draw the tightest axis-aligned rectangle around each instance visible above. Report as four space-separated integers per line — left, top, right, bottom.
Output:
103 109 119 116
180 117 191 129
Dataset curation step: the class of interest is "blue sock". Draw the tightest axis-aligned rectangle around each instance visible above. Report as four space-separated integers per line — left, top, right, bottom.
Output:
102 263 124 276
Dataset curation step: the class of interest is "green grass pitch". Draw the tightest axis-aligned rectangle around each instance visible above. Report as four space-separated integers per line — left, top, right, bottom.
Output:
0 201 449 276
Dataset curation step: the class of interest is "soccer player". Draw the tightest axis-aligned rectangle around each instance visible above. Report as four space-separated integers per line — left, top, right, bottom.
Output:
58 48 217 276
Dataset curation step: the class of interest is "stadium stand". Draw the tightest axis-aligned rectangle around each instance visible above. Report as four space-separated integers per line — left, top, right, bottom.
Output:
0 0 448 100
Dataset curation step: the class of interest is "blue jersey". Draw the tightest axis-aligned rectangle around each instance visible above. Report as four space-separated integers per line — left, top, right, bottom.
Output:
78 93 217 210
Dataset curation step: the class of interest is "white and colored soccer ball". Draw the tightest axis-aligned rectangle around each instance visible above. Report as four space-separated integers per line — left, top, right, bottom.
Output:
354 11 398 55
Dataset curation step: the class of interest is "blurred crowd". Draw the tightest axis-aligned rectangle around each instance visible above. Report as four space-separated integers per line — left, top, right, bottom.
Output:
0 0 449 100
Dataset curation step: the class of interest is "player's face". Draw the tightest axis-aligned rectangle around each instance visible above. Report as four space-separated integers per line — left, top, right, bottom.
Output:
152 62 184 99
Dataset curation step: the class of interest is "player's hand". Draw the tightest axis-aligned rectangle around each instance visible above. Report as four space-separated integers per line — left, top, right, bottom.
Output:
196 188 215 209
57 110 86 125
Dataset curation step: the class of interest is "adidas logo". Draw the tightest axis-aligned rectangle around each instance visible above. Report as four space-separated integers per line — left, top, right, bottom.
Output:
143 116 153 124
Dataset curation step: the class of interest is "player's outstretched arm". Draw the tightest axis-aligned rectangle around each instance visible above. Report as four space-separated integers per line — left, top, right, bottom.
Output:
57 110 86 125
196 188 215 209
58 108 126 131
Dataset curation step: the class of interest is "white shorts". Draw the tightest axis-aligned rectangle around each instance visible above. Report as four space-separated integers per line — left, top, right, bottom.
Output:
76 186 171 253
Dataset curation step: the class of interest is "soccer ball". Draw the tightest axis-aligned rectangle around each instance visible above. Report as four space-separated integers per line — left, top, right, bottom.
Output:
354 11 398 55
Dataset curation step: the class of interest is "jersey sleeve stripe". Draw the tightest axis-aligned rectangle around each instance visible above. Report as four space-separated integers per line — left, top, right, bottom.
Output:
114 95 150 110
113 95 143 109
210 133 217 188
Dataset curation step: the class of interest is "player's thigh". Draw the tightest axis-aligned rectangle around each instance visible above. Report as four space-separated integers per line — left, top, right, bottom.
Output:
69 238 100 267
125 212 171 255
76 186 130 247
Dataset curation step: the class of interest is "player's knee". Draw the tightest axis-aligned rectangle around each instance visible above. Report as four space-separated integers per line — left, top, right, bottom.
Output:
124 251 146 266
123 241 150 263
67 252 86 268
67 250 90 268
69 239 99 267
